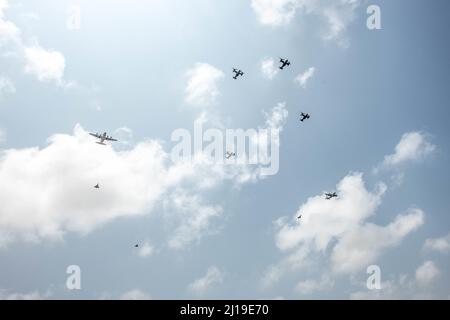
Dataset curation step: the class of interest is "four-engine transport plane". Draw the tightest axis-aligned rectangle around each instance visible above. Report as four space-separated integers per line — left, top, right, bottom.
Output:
325 192 338 200
232 68 244 79
279 58 291 70
89 132 118 145
300 112 310 122
226 151 236 159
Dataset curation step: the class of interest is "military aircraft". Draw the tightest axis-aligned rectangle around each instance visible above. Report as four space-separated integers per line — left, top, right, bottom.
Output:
134 244 139 248
300 112 310 122
325 192 338 200
232 68 244 79
297 214 302 220
226 151 236 159
94 184 100 189
89 132 118 145
279 58 291 70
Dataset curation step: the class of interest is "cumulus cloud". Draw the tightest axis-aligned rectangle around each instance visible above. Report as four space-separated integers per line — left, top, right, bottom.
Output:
423 233 450 254
294 67 315 88
187 266 224 296
24 45 65 83
251 0 361 45
0 76 15 97
415 261 440 286
382 132 435 168
167 191 223 249
331 208 424 274
119 289 151 300
0 1 69 85
136 242 156 258
261 57 279 80
0 100 288 249
0 1 21 46
263 171 425 287
185 63 224 107
0 124 172 248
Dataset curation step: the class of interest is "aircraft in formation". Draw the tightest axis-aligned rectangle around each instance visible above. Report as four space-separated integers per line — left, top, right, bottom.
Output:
232 68 244 79
134 244 139 248
94 184 100 189
300 112 310 122
297 214 302 220
279 58 291 70
226 151 236 159
325 192 338 200
89 132 118 145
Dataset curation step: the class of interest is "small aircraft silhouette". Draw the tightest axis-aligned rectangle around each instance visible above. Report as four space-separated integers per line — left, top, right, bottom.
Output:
134 244 139 248
226 151 236 159
232 68 244 79
300 112 310 122
89 132 118 145
279 58 291 70
325 192 338 200
297 214 302 220
94 184 100 189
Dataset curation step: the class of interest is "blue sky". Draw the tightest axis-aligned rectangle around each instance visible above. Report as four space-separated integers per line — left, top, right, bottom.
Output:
0 0 449 299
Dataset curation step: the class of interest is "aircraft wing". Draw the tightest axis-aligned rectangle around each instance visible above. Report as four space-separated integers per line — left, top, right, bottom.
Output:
105 137 117 141
89 133 101 138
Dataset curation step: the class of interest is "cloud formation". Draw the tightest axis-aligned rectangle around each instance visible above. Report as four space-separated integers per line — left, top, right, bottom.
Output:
187 266 224 296
261 57 279 80
423 233 450 254
251 0 362 45
185 63 224 107
382 132 435 168
295 67 315 88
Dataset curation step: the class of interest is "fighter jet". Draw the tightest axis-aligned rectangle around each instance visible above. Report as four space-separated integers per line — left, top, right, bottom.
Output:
279 58 291 70
300 112 310 122
89 132 118 145
94 184 100 189
226 151 236 159
232 68 244 79
325 192 338 200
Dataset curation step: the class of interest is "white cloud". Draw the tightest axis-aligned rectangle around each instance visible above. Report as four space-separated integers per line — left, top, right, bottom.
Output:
119 289 151 300
24 45 65 83
0 75 15 97
185 63 224 107
167 191 223 250
264 171 425 287
251 0 362 45
294 275 334 295
423 233 450 254
188 266 224 296
0 1 20 46
294 67 315 88
382 132 435 168
415 261 440 286
251 0 300 26
0 124 178 248
261 57 279 80
331 208 424 274
66 5 81 31
137 242 155 258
